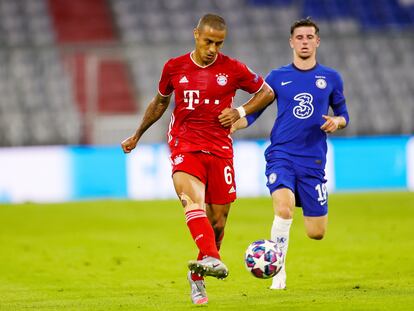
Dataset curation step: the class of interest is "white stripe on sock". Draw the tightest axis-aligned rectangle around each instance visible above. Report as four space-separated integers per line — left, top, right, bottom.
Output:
185 210 206 223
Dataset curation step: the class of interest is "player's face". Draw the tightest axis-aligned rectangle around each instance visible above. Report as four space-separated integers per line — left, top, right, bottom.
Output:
193 25 226 66
289 26 320 60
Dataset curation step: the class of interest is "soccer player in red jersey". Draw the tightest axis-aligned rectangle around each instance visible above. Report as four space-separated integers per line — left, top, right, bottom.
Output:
121 14 274 304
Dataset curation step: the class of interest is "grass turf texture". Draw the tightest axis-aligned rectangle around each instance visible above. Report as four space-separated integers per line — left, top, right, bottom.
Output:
0 192 413 310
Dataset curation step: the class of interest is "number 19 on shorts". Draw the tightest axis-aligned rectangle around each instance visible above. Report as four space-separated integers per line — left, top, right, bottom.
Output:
315 183 327 206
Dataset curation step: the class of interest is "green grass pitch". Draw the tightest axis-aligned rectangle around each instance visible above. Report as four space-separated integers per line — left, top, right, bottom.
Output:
0 192 413 310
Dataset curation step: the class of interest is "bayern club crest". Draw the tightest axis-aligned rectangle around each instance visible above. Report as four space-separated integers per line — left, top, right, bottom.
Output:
173 154 184 165
216 73 228 86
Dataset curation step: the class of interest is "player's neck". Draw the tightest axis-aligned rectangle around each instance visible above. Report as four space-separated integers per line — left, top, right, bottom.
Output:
190 51 217 68
293 57 317 71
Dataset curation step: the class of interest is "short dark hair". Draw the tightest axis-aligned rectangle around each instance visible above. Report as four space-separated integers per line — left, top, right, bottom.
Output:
290 17 319 36
197 13 226 31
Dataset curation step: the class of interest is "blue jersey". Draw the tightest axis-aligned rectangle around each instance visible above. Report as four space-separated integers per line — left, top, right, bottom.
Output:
246 63 349 169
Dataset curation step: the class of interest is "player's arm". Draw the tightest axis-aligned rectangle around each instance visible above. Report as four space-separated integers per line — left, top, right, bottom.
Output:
230 106 268 133
321 72 350 133
320 101 349 133
121 93 171 153
218 83 274 128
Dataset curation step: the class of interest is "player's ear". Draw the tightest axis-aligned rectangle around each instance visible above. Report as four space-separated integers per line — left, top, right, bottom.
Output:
193 28 199 41
289 37 294 49
316 36 321 47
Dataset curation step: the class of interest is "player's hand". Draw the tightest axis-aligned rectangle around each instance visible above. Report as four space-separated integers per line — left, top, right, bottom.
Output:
320 115 340 133
121 135 139 153
219 108 240 128
230 118 248 134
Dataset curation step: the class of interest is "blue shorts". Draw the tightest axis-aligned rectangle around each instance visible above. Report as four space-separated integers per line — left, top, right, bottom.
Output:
265 158 328 217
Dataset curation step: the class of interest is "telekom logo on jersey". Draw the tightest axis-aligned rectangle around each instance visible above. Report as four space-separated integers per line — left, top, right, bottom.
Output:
183 90 220 110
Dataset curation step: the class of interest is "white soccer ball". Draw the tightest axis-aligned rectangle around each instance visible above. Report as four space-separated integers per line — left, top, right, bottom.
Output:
244 239 284 279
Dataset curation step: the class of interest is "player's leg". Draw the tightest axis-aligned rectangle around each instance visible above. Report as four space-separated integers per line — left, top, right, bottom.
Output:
296 167 328 240
190 203 230 281
171 152 226 281
173 170 218 304
188 204 230 281
188 155 235 279
265 160 296 290
271 188 295 252
187 270 208 305
206 203 231 250
304 215 327 240
186 203 231 304
173 171 220 259
270 188 294 290
204 155 235 252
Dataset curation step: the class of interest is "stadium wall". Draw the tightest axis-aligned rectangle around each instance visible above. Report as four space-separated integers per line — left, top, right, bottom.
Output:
0 136 412 203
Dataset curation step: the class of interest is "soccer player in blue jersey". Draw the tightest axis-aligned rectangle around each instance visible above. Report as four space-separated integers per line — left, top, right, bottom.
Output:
219 17 349 289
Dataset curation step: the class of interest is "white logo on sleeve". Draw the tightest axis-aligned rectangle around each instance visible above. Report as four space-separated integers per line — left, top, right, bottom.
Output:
292 93 314 119
281 81 292 86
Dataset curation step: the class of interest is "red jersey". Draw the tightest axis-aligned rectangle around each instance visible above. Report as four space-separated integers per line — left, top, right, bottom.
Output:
158 52 264 158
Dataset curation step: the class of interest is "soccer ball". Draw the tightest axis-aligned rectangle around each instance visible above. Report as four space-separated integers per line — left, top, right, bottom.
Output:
244 239 284 279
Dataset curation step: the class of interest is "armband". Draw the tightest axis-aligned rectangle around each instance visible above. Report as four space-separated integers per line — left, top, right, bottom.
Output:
236 106 246 118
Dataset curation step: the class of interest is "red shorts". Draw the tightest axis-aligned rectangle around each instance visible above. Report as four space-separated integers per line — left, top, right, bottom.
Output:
170 151 236 205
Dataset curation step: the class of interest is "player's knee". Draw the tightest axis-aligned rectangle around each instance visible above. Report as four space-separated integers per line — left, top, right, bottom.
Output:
179 192 202 211
309 233 324 240
277 204 293 219
307 229 325 240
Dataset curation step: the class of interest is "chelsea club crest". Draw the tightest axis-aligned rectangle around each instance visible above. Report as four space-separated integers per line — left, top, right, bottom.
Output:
268 173 277 184
315 78 327 89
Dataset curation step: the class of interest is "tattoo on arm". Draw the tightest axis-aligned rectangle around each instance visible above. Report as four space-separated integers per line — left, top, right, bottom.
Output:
135 94 170 138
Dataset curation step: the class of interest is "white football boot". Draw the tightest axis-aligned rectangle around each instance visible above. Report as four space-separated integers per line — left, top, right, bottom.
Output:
188 256 229 279
187 272 208 304
270 265 286 289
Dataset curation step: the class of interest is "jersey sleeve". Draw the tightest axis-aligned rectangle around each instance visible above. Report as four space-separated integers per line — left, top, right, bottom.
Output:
246 108 266 126
234 61 264 94
158 60 174 97
330 72 350 126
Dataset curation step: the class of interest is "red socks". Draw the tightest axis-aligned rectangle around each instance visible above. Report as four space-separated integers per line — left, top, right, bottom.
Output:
191 252 206 281
191 230 225 281
185 209 220 260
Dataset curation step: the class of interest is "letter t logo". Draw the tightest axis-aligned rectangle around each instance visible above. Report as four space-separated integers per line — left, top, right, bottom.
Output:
183 90 200 110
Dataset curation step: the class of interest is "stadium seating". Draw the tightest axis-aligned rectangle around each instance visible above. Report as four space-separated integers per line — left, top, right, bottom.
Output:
0 0 413 146
110 0 414 139
0 0 80 146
